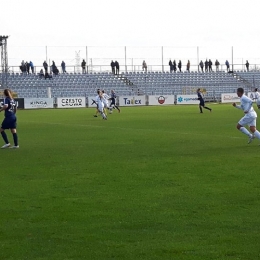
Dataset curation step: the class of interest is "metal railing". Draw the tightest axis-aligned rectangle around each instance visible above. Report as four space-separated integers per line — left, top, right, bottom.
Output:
5 64 260 74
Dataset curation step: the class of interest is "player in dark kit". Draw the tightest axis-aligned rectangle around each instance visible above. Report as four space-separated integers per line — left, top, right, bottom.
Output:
109 89 120 113
197 88 212 113
0 89 19 148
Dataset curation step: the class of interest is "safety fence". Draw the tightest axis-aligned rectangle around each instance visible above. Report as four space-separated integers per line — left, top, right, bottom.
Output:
1 92 256 109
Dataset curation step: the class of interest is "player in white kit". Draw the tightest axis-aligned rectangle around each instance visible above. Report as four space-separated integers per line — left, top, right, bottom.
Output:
102 90 110 115
97 91 107 120
233 87 260 144
253 88 260 109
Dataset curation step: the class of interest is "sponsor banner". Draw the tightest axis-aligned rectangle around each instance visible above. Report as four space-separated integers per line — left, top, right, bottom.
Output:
87 96 98 108
57 97 86 108
24 98 53 109
0 98 24 109
149 95 175 105
119 96 146 106
176 95 198 105
221 93 240 103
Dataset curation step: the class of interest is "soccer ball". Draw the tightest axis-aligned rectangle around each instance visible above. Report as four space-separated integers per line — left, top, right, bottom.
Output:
109 109 113 114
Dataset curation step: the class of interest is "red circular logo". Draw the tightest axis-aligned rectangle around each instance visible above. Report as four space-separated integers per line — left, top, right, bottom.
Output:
158 96 165 104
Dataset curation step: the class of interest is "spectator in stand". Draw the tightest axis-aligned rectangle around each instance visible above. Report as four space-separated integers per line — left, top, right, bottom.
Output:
186 60 190 72
43 61 48 73
61 61 66 73
178 60 182 72
44 71 52 80
19 61 26 73
142 60 147 72
115 61 120 75
51 61 57 73
205 59 209 72
208 59 213 72
245 60 249 72
215 59 220 72
25 62 30 74
29 61 34 73
39 69 44 78
199 60 204 72
169 59 173 72
53 66 59 75
81 59 86 73
50 61 59 75
110 60 115 74
225 60 230 72
173 60 177 72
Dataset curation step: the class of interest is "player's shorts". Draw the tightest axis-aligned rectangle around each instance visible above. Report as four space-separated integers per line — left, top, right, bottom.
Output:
110 98 116 106
238 115 257 127
98 103 104 113
1 116 17 129
199 101 205 106
103 101 109 108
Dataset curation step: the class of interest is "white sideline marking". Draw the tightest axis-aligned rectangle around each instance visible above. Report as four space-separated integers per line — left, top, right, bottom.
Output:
26 121 244 140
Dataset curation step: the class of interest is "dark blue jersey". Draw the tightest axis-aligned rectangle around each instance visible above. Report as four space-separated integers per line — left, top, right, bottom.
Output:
197 92 204 102
111 93 117 99
197 92 205 106
4 97 16 117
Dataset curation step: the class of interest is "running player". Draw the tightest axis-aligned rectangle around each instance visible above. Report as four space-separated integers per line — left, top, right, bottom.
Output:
109 89 120 113
253 88 260 109
93 89 100 117
102 90 110 116
0 89 19 148
197 88 212 113
97 91 107 120
233 87 260 144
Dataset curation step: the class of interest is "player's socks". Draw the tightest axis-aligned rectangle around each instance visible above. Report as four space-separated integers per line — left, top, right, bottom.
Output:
199 106 203 113
102 113 107 120
12 133 18 146
253 130 260 139
1 131 9 144
240 127 252 137
204 106 211 111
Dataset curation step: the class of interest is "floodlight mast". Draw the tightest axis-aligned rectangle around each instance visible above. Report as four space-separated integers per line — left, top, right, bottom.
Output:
0 35 9 88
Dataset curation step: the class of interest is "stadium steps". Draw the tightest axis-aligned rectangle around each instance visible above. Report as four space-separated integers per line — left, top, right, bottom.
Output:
232 72 253 90
117 74 144 95
117 74 134 86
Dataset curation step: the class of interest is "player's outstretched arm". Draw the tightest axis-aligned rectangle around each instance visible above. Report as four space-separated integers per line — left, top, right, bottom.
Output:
233 103 242 110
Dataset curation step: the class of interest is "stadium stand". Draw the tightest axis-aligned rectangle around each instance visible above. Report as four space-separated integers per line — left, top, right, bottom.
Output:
234 71 260 89
7 72 136 98
6 70 254 100
121 71 245 100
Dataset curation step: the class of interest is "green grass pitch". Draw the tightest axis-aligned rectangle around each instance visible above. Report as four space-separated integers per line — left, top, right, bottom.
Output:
1 104 260 260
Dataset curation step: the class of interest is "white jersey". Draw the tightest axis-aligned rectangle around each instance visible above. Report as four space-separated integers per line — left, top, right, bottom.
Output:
95 94 99 103
255 91 260 100
97 96 105 112
103 93 110 100
236 94 257 118
254 92 260 105
102 93 110 107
